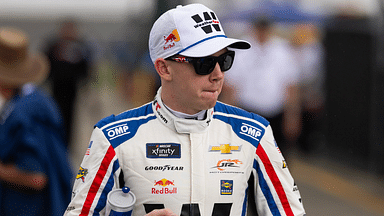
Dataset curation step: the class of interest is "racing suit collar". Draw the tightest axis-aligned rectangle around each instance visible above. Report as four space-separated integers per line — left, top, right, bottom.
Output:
152 87 213 134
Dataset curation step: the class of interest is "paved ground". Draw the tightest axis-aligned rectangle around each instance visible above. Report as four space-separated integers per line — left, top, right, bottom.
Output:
68 74 384 216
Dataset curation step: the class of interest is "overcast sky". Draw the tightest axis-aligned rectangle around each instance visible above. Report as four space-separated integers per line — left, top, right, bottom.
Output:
0 0 380 21
0 0 154 21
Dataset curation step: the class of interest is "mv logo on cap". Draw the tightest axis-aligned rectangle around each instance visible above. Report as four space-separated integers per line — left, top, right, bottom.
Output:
191 11 221 34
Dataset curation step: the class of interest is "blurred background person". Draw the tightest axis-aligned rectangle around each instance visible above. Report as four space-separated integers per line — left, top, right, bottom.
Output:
0 27 72 216
222 17 301 153
44 19 92 145
291 23 326 154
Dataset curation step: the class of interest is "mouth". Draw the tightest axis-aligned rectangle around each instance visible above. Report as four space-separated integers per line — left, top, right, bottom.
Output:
205 90 217 93
204 88 219 93
202 89 220 98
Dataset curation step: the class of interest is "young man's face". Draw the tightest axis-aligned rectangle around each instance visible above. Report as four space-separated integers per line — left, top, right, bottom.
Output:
168 48 227 114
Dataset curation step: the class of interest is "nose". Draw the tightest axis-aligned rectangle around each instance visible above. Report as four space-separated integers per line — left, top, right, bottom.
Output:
209 63 224 82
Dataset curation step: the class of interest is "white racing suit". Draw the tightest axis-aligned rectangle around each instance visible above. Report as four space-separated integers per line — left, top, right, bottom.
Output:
65 88 305 216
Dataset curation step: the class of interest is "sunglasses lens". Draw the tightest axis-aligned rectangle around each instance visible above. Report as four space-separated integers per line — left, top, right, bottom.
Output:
192 51 235 75
194 57 217 75
219 51 235 72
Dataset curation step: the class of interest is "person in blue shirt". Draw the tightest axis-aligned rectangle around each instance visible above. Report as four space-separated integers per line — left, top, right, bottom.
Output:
0 27 73 216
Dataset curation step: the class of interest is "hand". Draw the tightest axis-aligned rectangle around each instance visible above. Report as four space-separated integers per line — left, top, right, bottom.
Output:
145 208 177 216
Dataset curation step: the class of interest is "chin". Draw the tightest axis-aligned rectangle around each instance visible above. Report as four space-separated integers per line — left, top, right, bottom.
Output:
204 100 218 110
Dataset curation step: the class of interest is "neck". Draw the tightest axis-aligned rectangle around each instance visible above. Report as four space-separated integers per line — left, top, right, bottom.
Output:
160 86 201 115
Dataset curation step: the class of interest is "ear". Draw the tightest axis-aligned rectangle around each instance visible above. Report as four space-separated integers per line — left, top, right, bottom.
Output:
155 58 172 81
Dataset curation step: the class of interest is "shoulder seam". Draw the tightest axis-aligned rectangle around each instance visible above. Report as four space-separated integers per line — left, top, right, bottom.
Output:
213 111 267 129
99 113 156 130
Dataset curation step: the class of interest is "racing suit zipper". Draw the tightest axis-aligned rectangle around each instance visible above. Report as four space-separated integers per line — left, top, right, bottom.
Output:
188 133 205 216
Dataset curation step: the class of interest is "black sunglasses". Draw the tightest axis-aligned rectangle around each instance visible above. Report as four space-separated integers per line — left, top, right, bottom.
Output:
166 50 235 75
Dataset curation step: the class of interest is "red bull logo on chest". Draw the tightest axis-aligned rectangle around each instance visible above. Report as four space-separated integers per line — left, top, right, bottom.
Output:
152 178 178 194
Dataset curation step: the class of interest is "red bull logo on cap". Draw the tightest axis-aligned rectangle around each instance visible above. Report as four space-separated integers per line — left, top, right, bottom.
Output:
152 178 177 194
163 29 180 50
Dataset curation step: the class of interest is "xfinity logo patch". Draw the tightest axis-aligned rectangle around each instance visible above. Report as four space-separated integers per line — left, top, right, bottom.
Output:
147 143 181 158
191 11 221 34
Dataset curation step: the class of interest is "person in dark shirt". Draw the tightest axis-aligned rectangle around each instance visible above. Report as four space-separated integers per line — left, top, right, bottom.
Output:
44 19 92 144
0 27 72 216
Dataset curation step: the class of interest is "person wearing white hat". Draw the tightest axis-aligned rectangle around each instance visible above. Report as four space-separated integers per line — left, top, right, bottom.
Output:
0 27 72 216
65 4 305 216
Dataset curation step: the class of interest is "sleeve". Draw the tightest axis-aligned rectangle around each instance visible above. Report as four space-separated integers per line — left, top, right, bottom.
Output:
252 125 306 216
64 127 122 216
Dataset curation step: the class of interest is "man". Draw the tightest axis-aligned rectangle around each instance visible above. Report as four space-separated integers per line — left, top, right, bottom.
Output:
222 18 302 153
44 19 92 145
0 27 72 215
65 4 305 216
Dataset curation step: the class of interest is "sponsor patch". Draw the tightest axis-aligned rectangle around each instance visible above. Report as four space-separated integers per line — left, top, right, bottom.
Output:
212 159 242 171
76 166 88 182
191 11 221 34
146 143 181 158
209 144 242 154
240 122 262 141
163 29 180 51
145 165 184 171
152 178 177 194
210 159 244 174
105 123 130 140
154 100 169 124
282 160 287 169
220 180 233 195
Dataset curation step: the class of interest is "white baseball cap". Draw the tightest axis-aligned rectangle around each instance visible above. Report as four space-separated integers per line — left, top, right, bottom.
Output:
149 3 251 63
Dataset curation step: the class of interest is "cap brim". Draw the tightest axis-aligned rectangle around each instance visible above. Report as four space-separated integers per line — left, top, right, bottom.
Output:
179 37 250 57
0 53 49 87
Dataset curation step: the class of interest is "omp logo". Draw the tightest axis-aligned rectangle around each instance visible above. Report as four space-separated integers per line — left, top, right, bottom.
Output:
191 11 221 34
209 144 242 154
240 123 262 141
106 123 130 140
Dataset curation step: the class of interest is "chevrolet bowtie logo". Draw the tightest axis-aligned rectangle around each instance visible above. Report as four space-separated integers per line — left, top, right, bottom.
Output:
209 144 242 154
